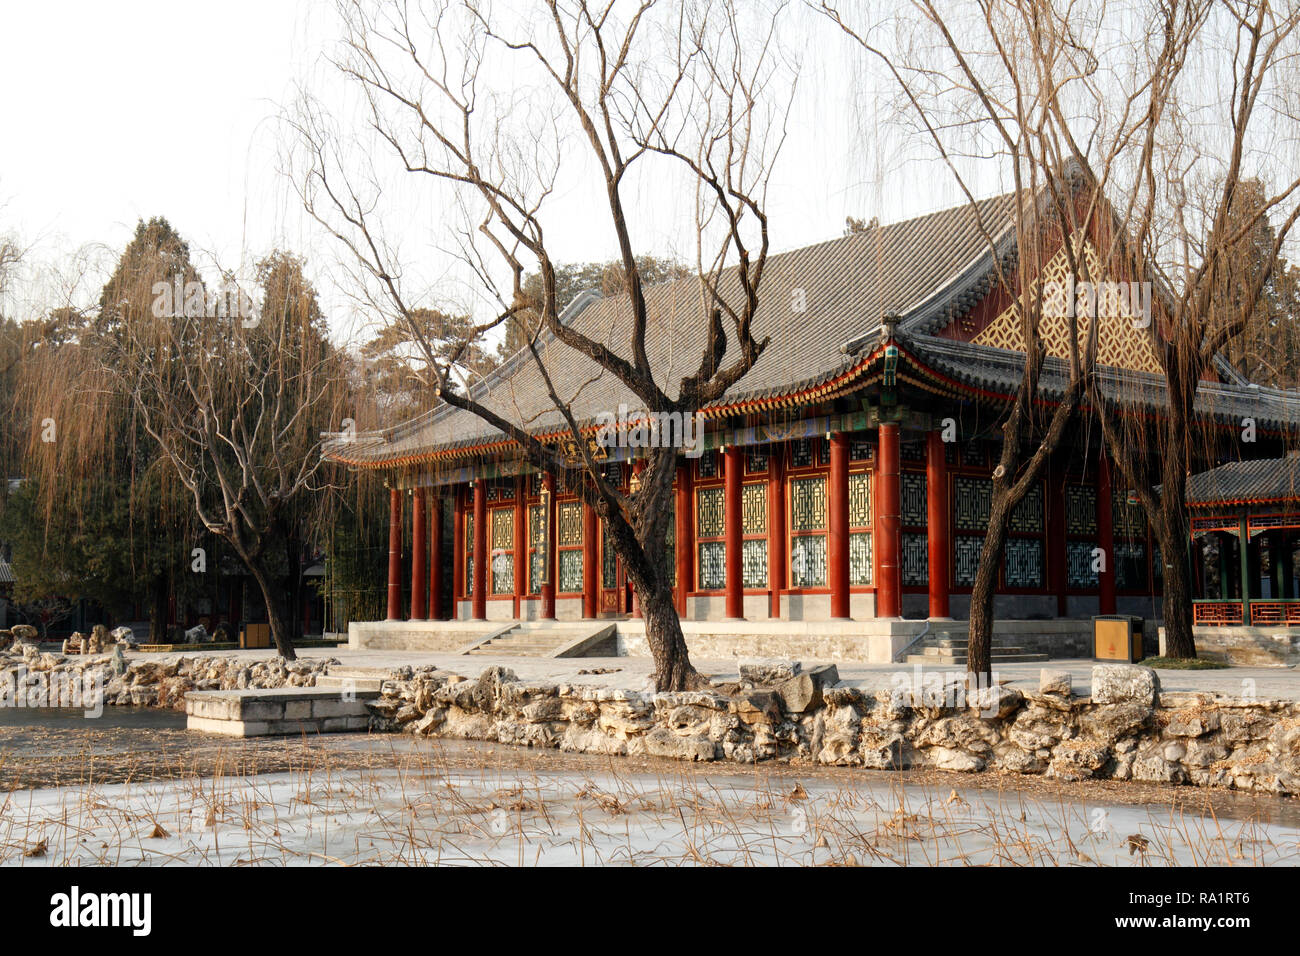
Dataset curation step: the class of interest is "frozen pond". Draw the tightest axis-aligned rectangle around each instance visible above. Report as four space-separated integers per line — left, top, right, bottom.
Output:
3 740 1298 865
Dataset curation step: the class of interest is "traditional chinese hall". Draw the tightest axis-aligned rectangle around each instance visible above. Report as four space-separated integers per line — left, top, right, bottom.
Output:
324 194 1300 661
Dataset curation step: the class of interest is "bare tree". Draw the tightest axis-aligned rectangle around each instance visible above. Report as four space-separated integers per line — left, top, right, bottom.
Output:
95 251 345 659
825 0 1114 678
292 0 796 690
1054 1 1300 660
828 0 1300 666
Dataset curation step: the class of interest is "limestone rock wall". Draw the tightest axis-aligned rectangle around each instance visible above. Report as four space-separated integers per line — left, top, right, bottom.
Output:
368 663 1300 796
0 645 334 709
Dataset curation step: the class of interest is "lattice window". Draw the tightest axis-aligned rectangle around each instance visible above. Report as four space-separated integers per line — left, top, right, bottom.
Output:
902 531 928 586
954 476 991 532
556 501 583 593
1066 485 1097 536
901 471 927 526
790 535 827 588
527 504 545 594
850 436 874 461
741 481 768 587
601 523 617 589
490 509 515 594
558 502 583 546
746 445 769 473
742 483 767 534
961 443 985 467
698 541 726 590
529 473 542 497
697 487 725 537
790 477 826 531
790 438 821 469
696 486 725 590
901 440 925 462
1005 538 1043 588
559 550 583 593
954 534 984 587
849 472 871 526
1067 540 1099 588
602 462 623 487
697 450 719 479
849 532 873 585
491 509 513 549
790 474 827 588
1010 483 1044 533
743 538 767 588
1112 487 1146 539
1116 541 1147 590
491 552 514 594
465 511 474 595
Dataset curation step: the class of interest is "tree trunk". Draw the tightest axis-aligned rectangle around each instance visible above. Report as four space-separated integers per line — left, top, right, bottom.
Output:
1158 477 1197 659
248 562 298 660
640 583 704 692
148 573 168 643
968 494 1011 683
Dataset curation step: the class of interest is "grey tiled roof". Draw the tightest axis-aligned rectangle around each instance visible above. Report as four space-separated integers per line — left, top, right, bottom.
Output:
0 559 14 585
1186 458 1300 506
328 193 1021 464
904 333 1300 432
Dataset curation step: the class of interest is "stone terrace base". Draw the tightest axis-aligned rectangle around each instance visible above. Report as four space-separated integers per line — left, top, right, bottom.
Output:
346 618 1099 663
1159 626 1300 667
186 686 379 737
617 618 1097 663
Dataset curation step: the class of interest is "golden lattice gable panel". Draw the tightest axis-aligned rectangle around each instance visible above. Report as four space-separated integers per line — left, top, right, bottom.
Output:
972 235 1162 374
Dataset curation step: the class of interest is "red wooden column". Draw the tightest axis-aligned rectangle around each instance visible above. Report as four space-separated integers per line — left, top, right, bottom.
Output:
724 446 744 619
386 486 402 621
768 447 786 619
875 422 902 619
828 432 850 619
452 488 465 619
429 493 444 620
472 480 487 620
631 461 647 618
925 431 950 619
1098 454 1117 614
541 473 557 619
410 488 427 620
582 499 599 619
513 476 526 618
674 462 692 617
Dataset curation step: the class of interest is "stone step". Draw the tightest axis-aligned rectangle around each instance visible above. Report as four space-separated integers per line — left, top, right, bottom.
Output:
186 686 379 737
922 644 1028 655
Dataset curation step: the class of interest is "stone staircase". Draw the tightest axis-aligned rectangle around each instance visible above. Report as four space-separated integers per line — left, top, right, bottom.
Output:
905 634 1049 666
463 621 617 658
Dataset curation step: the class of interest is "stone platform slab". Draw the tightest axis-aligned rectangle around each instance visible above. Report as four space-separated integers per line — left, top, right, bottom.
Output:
185 686 379 737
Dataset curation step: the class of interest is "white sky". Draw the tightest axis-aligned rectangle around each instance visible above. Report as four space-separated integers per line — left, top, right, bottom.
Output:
0 1 998 345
